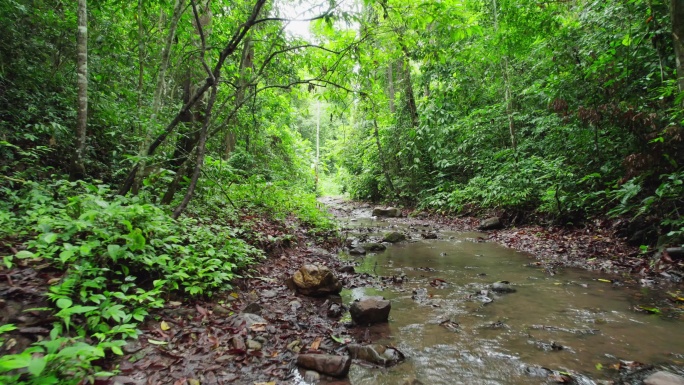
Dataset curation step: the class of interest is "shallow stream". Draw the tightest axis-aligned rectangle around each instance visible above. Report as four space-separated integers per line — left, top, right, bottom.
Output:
333 209 684 385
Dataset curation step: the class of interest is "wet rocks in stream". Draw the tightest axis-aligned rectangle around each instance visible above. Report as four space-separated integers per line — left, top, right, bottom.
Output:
350 296 391 325
372 207 401 217
383 231 407 243
491 281 516 293
292 263 342 297
296 354 352 377
347 343 405 366
361 242 387 252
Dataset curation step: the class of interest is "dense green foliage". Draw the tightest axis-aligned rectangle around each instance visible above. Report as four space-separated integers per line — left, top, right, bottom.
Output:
316 0 683 246
1 0 683 382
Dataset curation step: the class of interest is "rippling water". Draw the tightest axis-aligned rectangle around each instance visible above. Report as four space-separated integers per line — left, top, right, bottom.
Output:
336 216 684 385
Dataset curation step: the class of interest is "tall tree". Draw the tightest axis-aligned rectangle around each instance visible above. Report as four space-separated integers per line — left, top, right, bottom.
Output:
71 0 88 180
672 0 684 96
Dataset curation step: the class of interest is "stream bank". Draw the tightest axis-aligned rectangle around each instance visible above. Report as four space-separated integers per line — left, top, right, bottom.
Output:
4 197 684 385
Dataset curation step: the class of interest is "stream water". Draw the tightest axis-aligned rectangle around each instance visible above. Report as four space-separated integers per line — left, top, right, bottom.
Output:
331 205 684 385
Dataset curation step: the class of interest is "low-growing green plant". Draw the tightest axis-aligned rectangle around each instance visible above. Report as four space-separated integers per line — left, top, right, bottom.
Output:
0 325 124 385
0 179 265 382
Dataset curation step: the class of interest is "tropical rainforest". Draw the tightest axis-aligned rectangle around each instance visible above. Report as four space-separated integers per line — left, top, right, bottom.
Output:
0 0 683 383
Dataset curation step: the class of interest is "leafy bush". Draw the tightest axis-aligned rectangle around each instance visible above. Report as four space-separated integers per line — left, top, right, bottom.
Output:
0 180 263 382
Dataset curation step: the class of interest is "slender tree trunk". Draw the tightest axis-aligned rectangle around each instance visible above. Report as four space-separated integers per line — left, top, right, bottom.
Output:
371 112 396 195
224 35 253 159
173 85 217 219
71 0 88 180
119 0 267 196
133 0 185 194
387 62 395 113
137 0 144 129
672 0 684 97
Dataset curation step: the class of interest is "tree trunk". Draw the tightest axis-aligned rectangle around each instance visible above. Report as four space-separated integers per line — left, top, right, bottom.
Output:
118 0 267 196
173 84 218 219
133 0 186 194
224 35 254 159
672 0 684 96
70 0 88 180
387 62 395 113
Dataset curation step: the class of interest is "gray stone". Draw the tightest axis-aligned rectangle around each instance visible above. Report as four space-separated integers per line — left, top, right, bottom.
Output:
246 338 262 350
339 265 356 274
350 296 391 325
491 281 516 293
362 243 386 252
478 217 502 230
349 247 366 255
303 370 320 384
231 313 267 329
296 354 352 378
293 264 342 297
666 247 684 261
383 231 406 243
372 207 401 217
644 371 684 385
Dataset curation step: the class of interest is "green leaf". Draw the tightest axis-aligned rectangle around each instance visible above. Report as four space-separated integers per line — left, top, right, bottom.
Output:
56 298 73 309
15 250 35 259
27 356 46 376
127 229 146 251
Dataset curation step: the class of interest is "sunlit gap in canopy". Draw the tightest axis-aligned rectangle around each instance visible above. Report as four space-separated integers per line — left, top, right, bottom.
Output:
274 0 359 41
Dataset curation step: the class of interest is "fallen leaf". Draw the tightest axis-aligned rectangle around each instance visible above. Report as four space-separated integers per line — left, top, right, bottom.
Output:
254 382 275 385
147 338 168 345
250 322 267 332
230 292 239 299
310 336 322 350
160 321 171 331
188 380 200 385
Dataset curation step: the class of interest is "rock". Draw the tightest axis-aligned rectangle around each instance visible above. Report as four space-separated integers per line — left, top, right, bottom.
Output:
362 243 386 252
261 290 277 298
230 313 267 329
327 302 345 318
296 354 352 378
293 264 342 297
347 344 405 366
246 338 262 350
383 232 406 243
478 217 502 230
491 281 516 293
242 302 262 314
349 247 366 255
421 232 438 239
644 371 684 385
666 247 684 261
231 336 246 351
339 265 356 274
350 296 391 325
372 207 401 217
303 370 321 384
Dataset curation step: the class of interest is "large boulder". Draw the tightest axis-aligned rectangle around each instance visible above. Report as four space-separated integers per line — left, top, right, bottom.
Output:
478 217 502 230
350 296 391 325
372 207 401 217
292 264 342 297
383 231 406 243
296 354 351 378
644 371 684 385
